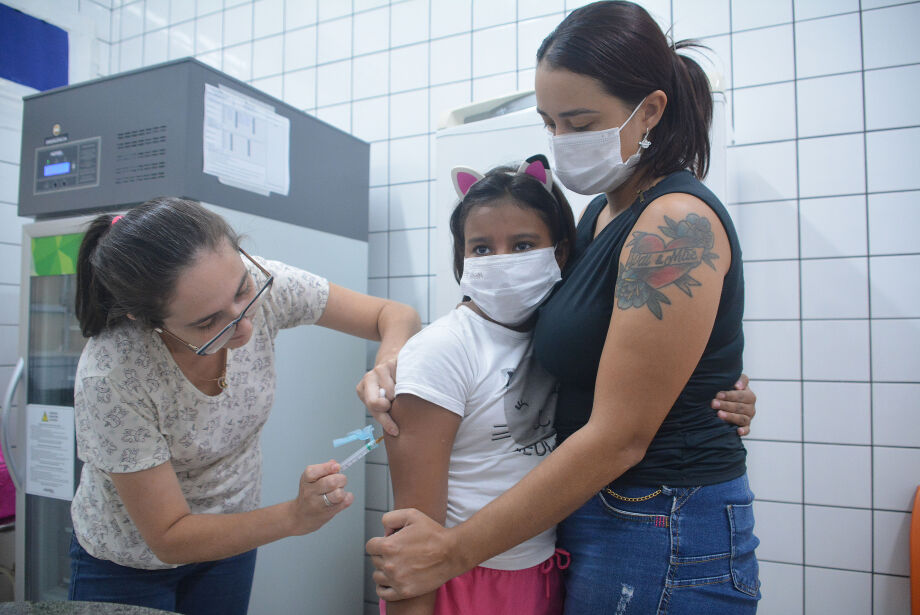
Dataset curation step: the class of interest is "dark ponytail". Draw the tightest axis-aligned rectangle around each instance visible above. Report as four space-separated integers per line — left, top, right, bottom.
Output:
537 1 714 182
75 197 240 337
669 41 713 180
75 214 121 338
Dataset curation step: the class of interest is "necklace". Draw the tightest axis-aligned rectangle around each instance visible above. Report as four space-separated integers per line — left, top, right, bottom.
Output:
157 331 229 391
206 349 229 390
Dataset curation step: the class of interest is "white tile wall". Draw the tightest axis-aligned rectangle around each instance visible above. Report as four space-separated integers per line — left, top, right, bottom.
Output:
728 201 800 260
732 0 791 30
743 320 801 380
759 561 803 615
872 383 920 447
870 255 920 318
794 13 862 79
473 0 515 29
864 64 920 131
353 7 389 55
732 25 795 87
431 0 472 39
743 260 799 320
745 440 803 502
752 500 803 563
873 574 911 615
861 3 920 69
800 257 869 319
727 142 798 202
798 133 865 198
0 1 911 612
747 380 802 441
796 73 864 138
802 319 870 381
793 0 859 20
804 567 872 614
673 0 730 39
866 127 920 193
799 195 867 258
873 510 910 576
731 82 796 145
285 0 317 30
868 191 920 256
803 443 871 507
871 319 920 383
804 505 872 570
873 446 920 511
803 382 871 444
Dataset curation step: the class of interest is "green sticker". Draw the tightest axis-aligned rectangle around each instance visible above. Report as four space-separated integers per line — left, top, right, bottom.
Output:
32 233 84 276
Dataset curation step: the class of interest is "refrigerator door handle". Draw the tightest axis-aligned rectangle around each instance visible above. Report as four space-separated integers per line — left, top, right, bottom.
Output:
1 357 25 491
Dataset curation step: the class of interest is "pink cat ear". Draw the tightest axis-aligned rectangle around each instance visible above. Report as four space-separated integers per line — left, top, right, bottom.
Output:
523 160 546 184
451 166 484 197
517 154 553 193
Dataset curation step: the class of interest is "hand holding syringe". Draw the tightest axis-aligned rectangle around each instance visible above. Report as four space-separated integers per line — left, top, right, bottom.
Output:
333 425 383 472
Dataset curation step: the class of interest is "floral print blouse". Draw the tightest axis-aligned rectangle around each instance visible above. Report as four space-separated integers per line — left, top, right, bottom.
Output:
70 257 328 569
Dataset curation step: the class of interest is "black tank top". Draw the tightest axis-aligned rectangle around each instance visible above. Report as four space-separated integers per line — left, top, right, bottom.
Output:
534 170 746 487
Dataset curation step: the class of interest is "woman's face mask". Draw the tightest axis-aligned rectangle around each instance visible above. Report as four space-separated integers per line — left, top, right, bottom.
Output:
547 97 648 195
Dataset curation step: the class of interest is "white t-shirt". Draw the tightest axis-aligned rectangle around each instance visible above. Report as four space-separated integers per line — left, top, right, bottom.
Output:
395 306 558 571
71 257 328 569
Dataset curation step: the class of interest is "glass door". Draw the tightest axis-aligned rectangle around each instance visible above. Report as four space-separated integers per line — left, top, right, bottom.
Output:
24 232 86 600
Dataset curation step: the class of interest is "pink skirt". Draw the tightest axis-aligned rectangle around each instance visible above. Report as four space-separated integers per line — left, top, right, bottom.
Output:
381 549 569 615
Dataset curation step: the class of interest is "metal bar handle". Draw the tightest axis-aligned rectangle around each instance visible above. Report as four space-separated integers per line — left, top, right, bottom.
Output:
1 357 25 491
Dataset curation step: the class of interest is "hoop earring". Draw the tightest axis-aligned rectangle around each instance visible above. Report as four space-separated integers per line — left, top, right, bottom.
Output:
639 128 651 149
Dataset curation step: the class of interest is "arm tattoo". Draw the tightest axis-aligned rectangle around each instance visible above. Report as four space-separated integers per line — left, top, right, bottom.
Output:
615 213 719 320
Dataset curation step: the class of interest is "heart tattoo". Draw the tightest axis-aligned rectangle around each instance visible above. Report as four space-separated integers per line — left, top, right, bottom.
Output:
615 213 719 319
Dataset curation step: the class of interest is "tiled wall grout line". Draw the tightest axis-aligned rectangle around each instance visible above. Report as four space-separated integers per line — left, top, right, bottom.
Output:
857 3 876 605
787 1 808 606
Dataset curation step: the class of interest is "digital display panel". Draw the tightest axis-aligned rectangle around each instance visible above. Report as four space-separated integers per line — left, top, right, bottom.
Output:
43 161 71 177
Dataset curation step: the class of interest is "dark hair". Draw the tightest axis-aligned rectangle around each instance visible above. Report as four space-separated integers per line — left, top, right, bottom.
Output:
75 197 240 337
537 0 713 182
448 166 577 283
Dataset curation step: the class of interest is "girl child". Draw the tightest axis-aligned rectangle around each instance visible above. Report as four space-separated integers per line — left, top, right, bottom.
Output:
381 154 575 615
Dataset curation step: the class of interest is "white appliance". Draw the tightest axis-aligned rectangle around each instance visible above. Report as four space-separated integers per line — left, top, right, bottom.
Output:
433 88 728 321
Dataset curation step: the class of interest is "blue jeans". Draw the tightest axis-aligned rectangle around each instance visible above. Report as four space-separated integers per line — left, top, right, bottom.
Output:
69 536 256 615
557 473 760 614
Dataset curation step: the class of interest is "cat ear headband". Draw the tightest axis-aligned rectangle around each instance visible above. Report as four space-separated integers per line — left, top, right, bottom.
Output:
451 154 554 198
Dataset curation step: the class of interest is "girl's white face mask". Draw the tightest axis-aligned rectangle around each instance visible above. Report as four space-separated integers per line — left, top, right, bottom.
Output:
459 247 562 326
548 98 648 196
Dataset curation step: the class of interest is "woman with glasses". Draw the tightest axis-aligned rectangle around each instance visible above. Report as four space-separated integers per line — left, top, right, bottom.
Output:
69 196 421 614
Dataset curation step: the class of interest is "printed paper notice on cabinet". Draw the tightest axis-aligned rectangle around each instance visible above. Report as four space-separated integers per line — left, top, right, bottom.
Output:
203 83 290 196
25 404 75 501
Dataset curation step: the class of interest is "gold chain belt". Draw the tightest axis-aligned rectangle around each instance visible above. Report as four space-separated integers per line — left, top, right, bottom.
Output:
604 486 662 502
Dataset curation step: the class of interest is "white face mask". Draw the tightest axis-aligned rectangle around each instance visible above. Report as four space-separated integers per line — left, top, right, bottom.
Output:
459 247 562 326
548 98 648 195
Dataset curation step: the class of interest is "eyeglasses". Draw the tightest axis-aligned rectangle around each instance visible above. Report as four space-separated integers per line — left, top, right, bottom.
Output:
155 248 274 356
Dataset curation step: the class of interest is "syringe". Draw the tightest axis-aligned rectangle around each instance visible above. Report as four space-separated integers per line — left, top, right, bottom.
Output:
339 435 384 472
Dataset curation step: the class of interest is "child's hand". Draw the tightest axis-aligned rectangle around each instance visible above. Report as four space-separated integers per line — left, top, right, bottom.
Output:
712 373 756 436
356 357 399 436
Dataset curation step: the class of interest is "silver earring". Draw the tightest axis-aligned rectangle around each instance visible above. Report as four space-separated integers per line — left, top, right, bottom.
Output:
639 128 651 149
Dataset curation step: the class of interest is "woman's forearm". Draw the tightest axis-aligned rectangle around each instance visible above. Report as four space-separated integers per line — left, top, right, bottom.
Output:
114 460 349 566
152 501 297 564
446 423 644 574
375 302 421 364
